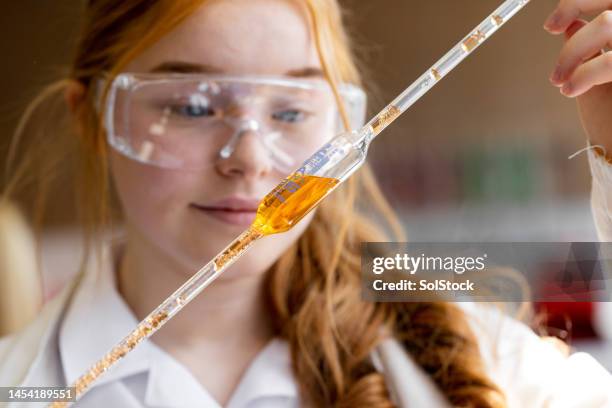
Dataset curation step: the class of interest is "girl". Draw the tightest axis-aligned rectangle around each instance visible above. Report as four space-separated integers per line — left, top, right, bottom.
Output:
1 0 612 406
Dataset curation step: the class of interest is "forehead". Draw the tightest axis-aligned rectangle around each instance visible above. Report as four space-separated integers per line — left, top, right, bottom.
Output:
126 0 320 75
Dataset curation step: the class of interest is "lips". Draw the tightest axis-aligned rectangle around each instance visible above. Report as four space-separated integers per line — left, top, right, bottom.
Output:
190 197 260 227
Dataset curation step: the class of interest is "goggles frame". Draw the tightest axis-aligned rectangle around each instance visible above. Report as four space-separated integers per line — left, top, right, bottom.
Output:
98 72 367 172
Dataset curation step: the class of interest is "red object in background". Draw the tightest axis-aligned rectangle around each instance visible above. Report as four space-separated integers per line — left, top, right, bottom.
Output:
534 301 597 339
533 258 602 340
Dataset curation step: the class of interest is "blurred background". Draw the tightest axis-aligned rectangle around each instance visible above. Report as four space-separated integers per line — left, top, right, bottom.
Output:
340 0 597 242
1 0 610 367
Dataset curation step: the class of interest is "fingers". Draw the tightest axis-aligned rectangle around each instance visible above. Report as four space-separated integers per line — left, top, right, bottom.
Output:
564 19 588 39
559 52 612 96
550 13 611 85
544 0 612 34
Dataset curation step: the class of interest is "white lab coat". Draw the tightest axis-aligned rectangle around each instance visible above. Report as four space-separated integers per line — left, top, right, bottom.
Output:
1 146 612 407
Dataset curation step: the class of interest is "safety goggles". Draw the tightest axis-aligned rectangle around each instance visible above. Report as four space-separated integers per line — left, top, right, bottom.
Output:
100 73 366 174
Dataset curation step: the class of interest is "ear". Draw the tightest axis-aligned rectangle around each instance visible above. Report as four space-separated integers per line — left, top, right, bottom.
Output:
64 79 86 114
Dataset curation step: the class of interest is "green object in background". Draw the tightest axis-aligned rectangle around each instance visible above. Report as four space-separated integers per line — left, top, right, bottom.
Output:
461 145 487 203
460 143 535 204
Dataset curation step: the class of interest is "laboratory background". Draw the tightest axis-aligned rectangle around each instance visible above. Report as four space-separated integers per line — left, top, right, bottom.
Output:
1 0 610 370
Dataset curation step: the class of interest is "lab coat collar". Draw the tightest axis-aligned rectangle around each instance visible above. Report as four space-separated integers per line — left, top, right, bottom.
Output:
58 242 152 388
57 239 299 406
224 337 298 407
143 337 298 407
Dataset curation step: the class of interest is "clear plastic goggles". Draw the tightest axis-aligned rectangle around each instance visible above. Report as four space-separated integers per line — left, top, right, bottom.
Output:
101 73 366 174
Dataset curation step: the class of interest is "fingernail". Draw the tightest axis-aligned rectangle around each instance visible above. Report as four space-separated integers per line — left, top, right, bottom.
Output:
544 9 561 30
560 82 573 96
550 65 563 84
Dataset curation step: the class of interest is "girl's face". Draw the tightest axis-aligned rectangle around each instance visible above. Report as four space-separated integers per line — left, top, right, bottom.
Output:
110 0 329 277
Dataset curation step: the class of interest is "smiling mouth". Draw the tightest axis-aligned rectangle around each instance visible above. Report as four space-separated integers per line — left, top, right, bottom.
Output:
189 204 258 227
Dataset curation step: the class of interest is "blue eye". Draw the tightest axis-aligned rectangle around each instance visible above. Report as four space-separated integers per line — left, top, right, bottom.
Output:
272 109 306 123
172 104 215 118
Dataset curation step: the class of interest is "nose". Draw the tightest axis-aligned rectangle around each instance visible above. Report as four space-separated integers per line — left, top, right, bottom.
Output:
215 120 274 179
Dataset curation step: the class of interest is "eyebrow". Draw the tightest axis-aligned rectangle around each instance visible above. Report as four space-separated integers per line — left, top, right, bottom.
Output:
150 61 325 78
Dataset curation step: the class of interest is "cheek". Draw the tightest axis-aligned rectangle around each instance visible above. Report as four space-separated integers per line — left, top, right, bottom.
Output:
109 151 196 231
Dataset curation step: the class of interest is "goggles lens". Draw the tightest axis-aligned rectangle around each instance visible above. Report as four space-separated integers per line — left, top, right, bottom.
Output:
103 74 366 174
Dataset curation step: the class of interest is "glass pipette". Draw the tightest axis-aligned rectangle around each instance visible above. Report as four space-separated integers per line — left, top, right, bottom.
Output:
49 0 530 406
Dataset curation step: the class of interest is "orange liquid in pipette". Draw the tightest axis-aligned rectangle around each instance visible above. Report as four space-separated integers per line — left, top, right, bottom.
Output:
256 174 340 234
214 173 339 269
